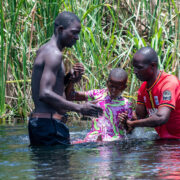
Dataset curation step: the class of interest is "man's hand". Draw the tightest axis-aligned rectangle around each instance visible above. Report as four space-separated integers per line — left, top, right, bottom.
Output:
80 103 103 117
118 112 134 133
70 63 85 83
126 120 134 133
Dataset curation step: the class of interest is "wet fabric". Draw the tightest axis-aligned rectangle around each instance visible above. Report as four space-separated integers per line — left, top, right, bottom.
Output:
137 71 180 139
73 88 132 144
28 117 70 146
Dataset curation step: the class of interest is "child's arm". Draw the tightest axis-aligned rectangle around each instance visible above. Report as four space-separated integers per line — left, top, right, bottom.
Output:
65 63 88 101
64 63 84 85
65 81 88 101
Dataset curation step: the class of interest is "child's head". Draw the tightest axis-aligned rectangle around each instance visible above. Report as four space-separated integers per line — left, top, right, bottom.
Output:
107 68 128 99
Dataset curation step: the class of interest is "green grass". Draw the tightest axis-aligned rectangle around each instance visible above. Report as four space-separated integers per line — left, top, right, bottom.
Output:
0 0 179 121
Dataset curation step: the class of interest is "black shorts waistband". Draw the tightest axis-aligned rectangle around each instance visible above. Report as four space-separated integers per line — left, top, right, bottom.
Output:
30 113 68 123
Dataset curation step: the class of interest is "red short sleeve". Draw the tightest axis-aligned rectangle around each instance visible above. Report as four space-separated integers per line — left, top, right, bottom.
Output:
137 82 146 105
158 76 179 109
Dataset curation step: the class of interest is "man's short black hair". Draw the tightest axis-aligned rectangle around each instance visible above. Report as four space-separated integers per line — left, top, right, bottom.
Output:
136 47 158 64
109 68 128 81
54 11 80 35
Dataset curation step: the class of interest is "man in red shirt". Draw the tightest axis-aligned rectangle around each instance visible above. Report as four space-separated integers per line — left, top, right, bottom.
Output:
120 47 180 138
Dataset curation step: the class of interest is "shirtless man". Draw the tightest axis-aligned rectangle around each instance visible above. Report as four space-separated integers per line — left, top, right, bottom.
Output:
28 11 103 146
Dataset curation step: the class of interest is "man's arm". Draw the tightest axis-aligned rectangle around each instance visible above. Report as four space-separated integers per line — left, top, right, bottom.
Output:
127 106 172 128
135 104 148 119
118 104 147 123
39 54 103 117
130 75 178 128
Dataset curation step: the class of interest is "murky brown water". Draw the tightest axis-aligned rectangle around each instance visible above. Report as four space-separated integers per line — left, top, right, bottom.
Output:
0 124 180 179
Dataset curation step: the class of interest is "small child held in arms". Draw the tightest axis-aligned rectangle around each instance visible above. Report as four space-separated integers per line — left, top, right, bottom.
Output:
66 68 132 143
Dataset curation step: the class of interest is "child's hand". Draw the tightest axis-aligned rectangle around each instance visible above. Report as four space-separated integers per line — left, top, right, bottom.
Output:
132 111 138 120
70 63 85 83
118 111 134 133
124 111 137 133
97 135 102 141
118 111 128 125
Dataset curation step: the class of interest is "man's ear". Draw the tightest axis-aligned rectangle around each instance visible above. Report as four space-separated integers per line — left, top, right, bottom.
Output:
57 25 64 34
151 62 157 68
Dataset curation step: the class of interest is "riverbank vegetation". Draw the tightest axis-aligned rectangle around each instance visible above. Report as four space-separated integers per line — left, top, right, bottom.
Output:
0 0 179 122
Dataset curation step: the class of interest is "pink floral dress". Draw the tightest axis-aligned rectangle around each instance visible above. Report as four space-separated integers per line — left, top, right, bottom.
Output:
83 88 132 142
72 88 132 144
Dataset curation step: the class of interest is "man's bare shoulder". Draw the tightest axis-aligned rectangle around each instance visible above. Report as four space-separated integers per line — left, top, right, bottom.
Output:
35 42 62 67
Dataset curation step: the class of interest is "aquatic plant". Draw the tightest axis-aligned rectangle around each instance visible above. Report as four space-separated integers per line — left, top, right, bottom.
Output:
0 0 179 121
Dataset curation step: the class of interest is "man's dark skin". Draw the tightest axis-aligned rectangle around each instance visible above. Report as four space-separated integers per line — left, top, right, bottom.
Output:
29 12 103 146
31 16 103 117
119 48 172 132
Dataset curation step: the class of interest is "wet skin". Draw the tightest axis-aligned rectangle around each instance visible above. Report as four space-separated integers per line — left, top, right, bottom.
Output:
31 20 103 117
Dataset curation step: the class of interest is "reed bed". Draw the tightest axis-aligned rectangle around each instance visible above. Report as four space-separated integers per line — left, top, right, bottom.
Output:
0 0 179 121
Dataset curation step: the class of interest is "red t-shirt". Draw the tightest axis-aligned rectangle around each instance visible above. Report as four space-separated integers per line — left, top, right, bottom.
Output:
137 71 180 139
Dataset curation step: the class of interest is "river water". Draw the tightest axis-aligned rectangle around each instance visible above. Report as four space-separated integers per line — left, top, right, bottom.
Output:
0 123 180 180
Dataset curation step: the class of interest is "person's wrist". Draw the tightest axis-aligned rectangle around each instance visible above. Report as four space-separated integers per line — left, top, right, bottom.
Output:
68 79 74 83
67 78 76 85
76 104 82 113
132 120 138 128
128 120 135 128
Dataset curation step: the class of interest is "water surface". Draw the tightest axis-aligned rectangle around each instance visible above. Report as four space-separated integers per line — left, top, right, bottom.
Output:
0 124 180 179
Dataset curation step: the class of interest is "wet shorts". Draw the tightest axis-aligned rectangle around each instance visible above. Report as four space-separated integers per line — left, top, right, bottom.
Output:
28 117 70 146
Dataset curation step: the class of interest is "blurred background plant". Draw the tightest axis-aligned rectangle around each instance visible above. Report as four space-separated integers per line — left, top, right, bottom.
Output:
0 0 179 122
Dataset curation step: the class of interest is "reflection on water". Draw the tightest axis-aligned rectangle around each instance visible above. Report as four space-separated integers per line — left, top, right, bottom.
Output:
0 124 180 179
152 140 180 180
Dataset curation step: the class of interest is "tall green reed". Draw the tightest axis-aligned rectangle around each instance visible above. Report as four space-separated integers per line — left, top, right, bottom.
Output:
70 0 179 97
0 1 5 117
0 0 62 119
0 0 179 120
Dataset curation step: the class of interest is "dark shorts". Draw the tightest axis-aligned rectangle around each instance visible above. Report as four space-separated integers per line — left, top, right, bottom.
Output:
28 117 70 146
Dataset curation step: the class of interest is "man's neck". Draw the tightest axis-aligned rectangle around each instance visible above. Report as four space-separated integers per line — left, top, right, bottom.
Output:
51 35 63 51
147 69 160 89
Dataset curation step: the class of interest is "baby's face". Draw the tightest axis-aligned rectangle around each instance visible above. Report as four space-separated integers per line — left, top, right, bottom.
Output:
107 77 127 99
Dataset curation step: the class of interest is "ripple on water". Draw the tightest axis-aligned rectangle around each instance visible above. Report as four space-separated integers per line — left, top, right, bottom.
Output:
1 124 180 179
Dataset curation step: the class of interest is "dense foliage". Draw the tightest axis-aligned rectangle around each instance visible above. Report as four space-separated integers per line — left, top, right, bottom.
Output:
0 0 179 121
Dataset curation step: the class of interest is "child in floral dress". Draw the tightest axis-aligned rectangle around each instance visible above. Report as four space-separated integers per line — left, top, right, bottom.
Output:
66 68 132 143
